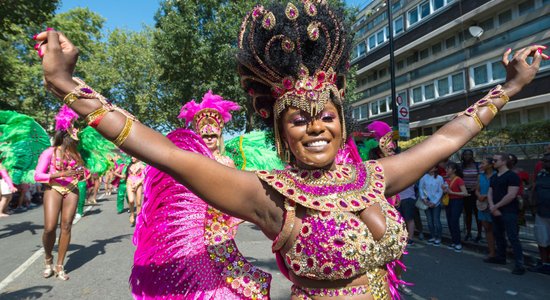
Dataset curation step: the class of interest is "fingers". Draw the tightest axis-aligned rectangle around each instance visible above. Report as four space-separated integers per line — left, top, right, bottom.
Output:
532 48 544 70
501 48 512 66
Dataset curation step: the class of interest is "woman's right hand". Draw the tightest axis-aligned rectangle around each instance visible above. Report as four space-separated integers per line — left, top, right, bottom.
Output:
502 45 548 97
34 29 79 97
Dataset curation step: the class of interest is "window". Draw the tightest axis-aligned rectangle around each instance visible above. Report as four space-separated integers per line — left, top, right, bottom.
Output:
406 53 418 65
424 83 435 100
480 18 494 31
498 10 512 25
408 7 419 26
371 101 379 115
528 107 545 122
518 0 535 15
433 0 445 10
437 78 449 96
420 1 430 18
506 111 521 125
397 60 405 70
368 35 376 50
412 87 423 103
357 42 366 57
360 105 369 120
491 61 506 81
379 99 388 113
352 108 359 119
423 127 433 135
471 59 507 87
357 27 367 38
473 65 488 86
451 73 464 92
445 36 456 48
394 16 404 35
432 43 442 55
419 48 429 60
378 68 387 78
392 1 402 12
377 30 385 45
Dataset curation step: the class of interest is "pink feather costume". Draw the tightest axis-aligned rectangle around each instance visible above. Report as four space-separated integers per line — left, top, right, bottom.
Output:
130 92 271 299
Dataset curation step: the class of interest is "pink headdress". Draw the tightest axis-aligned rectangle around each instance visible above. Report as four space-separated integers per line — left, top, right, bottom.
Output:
366 121 395 157
55 105 80 140
178 90 241 137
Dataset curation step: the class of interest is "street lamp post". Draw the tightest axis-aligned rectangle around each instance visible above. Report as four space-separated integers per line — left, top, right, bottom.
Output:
386 1 399 147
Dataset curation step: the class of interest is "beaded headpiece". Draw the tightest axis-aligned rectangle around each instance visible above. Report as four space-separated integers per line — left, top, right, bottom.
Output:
237 1 352 158
178 90 240 137
55 105 79 140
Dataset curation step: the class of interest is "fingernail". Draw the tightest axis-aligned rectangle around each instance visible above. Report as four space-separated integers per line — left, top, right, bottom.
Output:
34 43 40 50
32 34 38 40
507 48 511 52
38 49 43 57
46 27 53 31
537 49 543 55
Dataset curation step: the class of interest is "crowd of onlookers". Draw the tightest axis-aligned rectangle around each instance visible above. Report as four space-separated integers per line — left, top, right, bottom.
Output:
397 144 550 276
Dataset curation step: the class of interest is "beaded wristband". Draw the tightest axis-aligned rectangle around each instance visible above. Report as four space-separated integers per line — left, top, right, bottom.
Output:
113 117 133 147
456 85 509 130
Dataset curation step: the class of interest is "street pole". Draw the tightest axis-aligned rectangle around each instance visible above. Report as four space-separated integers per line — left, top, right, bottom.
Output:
386 0 399 148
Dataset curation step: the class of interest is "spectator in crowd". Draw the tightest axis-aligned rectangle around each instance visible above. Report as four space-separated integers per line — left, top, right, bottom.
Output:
419 166 445 246
444 162 469 252
533 144 550 176
14 183 31 212
397 184 417 245
437 159 449 179
461 149 481 242
486 153 524 275
529 152 550 275
475 157 496 260
509 154 530 225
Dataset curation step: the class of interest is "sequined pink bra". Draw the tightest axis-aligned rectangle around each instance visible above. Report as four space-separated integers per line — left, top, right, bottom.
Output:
256 160 407 281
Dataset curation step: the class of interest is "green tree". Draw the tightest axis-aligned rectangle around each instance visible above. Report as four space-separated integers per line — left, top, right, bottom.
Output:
80 28 167 130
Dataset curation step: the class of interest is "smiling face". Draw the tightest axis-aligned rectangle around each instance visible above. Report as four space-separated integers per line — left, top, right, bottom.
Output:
280 101 343 170
201 134 219 153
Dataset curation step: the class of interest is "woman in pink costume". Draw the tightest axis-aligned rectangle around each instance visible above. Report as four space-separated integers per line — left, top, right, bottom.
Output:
0 160 18 217
35 0 546 298
127 156 145 225
35 105 84 281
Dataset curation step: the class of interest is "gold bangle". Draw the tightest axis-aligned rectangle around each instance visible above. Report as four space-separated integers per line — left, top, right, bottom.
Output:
113 117 133 147
63 92 78 106
85 107 109 124
486 102 498 116
458 106 484 130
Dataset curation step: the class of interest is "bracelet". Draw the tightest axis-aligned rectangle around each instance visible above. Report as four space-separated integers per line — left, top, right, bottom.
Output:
63 92 78 107
113 117 133 147
456 85 509 130
85 107 109 126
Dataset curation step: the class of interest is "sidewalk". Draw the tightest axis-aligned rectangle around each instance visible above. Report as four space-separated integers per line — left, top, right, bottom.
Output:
414 208 540 265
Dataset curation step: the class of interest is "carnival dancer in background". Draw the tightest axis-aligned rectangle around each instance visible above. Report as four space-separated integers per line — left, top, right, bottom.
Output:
113 156 130 214
35 0 546 297
0 160 18 217
126 157 145 226
35 105 84 281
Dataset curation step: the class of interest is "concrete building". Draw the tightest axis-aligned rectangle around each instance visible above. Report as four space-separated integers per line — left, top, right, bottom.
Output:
350 0 550 139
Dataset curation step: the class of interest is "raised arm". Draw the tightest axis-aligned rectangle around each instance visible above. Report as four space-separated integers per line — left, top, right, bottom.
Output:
35 30 274 224
381 46 547 196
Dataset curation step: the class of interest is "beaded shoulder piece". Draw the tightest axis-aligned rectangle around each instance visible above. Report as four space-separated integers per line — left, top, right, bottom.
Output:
256 160 386 211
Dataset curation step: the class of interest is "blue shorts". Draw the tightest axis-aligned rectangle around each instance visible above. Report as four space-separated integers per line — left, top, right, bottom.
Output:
478 210 492 222
398 198 416 221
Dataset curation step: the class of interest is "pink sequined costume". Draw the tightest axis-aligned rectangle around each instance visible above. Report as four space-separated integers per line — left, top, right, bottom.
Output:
130 92 271 299
34 105 82 195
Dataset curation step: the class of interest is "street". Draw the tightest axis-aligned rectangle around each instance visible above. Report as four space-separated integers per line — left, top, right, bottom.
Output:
0 192 548 300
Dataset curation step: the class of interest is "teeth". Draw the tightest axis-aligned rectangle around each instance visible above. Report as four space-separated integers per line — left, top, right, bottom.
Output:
307 140 328 147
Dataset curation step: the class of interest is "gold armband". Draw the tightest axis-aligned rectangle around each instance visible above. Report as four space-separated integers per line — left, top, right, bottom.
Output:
113 117 134 147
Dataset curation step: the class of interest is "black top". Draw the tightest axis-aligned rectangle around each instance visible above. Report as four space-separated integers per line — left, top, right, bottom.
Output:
490 170 520 214
535 169 550 218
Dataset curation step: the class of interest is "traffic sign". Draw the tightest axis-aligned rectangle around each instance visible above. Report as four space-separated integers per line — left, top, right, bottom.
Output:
399 107 408 118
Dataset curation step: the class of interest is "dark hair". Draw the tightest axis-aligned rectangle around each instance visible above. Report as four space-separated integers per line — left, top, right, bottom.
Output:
446 161 463 178
508 153 518 167
460 149 475 167
484 157 494 165
494 152 511 168
53 131 83 166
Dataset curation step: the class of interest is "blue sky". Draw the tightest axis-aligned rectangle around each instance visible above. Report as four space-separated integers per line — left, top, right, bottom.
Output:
58 0 372 33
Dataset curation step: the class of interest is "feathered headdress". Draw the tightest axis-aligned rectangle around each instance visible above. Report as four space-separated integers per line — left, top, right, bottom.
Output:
55 105 80 140
236 1 352 159
178 90 240 137
366 121 395 157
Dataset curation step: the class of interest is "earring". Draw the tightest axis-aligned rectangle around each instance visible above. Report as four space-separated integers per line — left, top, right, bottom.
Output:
284 148 291 163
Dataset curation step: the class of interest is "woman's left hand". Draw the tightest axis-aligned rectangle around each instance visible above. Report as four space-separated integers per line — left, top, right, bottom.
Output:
502 45 548 97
